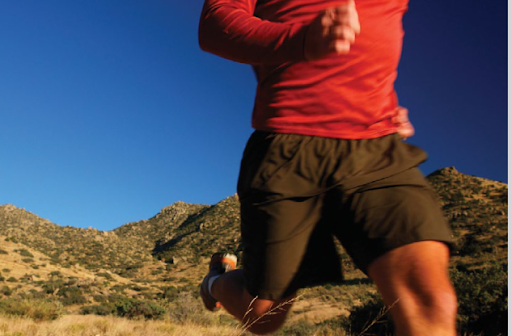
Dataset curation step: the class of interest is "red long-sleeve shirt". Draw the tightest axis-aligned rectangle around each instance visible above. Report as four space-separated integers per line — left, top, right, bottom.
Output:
199 0 408 139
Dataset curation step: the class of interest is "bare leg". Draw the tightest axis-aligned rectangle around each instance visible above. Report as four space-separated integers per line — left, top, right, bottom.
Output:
368 241 457 336
211 269 294 335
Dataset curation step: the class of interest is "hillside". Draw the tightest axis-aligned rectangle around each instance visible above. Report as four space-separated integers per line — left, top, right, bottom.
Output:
0 167 507 334
427 167 508 263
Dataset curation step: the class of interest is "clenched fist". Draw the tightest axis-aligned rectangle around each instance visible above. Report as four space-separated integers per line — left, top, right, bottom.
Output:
305 0 361 61
392 106 415 140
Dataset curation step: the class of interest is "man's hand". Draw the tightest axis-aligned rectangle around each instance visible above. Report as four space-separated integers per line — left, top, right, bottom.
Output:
392 106 415 140
304 0 361 61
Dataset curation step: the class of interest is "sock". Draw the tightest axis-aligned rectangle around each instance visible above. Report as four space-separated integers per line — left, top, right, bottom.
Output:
208 275 221 299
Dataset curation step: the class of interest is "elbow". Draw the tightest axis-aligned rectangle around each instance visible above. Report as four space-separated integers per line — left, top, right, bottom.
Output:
198 24 209 52
198 18 214 52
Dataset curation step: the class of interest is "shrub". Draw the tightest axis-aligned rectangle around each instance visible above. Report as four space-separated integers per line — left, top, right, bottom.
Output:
130 285 143 292
151 268 164 276
42 280 65 294
114 297 166 320
26 290 46 300
110 284 126 293
0 285 13 296
57 286 87 306
93 294 107 303
162 286 180 301
96 272 114 280
457 234 483 256
17 249 34 258
168 292 230 326
0 249 8 255
6 277 17 283
451 262 508 336
0 298 64 321
80 302 116 316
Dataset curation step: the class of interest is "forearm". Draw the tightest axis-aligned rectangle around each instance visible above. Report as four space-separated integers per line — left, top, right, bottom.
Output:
198 0 307 65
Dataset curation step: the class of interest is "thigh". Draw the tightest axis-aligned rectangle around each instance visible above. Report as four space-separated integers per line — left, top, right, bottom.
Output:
241 194 342 300
238 132 344 300
335 167 453 274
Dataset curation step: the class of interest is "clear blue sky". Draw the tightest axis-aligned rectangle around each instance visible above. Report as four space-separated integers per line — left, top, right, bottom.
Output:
0 1 507 231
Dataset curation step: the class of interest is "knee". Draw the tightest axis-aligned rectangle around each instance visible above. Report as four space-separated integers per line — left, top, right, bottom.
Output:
420 286 458 322
395 275 458 327
242 299 292 335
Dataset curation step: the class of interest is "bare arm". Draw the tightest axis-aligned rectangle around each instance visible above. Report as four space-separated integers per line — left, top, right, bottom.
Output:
198 0 360 65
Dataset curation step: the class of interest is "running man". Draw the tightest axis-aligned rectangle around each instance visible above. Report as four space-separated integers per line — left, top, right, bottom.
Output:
198 1 457 335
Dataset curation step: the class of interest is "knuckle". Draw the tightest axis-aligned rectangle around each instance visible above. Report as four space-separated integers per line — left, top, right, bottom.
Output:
336 26 355 41
335 41 350 54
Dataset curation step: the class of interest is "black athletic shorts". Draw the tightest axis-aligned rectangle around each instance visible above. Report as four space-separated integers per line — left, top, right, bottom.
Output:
237 131 453 300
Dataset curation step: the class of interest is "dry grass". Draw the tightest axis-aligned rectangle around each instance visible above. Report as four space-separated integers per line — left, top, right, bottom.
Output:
0 314 240 336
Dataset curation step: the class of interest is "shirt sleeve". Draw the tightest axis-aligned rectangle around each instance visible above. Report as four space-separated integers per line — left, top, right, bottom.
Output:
198 0 308 65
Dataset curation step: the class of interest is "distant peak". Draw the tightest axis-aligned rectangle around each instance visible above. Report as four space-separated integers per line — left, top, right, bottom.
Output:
161 201 193 212
221 194 239 202
428 166 460 177
0 204 21 211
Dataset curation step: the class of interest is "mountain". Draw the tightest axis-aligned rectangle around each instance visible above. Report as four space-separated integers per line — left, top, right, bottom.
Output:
0 167 507 321
427 167 508 260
